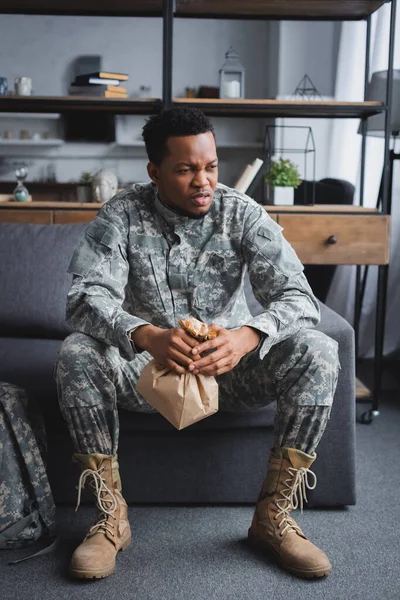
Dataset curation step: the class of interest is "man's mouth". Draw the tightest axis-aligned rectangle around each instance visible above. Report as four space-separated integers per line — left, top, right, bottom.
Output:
191 192 211 207
191 192 211 206
192 192 210 198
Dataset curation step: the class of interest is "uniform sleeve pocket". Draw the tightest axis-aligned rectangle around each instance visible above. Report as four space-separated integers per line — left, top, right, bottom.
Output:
257 220 283 241
68 218 115 277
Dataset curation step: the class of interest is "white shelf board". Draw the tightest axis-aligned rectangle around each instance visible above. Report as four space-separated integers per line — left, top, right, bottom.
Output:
0 138 64 146
112 141 145 147
218 142 262 148
0 112 61 119
112 141 262 149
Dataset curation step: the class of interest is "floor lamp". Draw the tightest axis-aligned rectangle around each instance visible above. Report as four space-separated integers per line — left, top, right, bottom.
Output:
357 69 400 423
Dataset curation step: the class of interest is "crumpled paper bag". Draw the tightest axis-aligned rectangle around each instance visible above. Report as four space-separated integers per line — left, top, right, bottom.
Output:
136 360 219 430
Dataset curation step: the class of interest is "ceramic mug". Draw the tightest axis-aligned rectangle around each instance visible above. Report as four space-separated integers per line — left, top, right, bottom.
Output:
15 77 32 96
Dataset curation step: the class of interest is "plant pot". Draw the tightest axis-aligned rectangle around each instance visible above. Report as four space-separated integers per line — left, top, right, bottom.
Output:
76 185 92 203
273 186 294 206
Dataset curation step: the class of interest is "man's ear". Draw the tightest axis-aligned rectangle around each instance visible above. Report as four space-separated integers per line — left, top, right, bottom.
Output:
147 162 159 183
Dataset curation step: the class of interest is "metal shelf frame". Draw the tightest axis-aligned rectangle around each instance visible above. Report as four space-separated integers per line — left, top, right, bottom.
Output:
162 0 398 424
355 0 397 422
0 0 397 421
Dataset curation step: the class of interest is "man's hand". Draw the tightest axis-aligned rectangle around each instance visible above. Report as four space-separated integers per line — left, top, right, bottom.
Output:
188 325 261 377
131 324 200 375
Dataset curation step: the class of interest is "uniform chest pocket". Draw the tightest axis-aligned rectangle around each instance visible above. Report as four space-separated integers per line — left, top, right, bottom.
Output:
192 251 243 312
129 249 170 313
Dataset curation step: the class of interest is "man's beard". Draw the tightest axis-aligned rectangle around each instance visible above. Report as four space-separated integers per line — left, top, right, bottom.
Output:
158 194 211 219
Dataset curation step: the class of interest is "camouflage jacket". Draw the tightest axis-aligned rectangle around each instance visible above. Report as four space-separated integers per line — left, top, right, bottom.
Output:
67 182 320 362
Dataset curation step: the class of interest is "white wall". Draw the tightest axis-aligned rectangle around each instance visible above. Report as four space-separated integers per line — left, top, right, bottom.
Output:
277 21 340 96
273 21 340 181
0 16 339 190
173 18 271 99
0 14 271 188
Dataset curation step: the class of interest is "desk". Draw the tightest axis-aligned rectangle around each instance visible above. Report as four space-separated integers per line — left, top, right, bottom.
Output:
0 201 390 410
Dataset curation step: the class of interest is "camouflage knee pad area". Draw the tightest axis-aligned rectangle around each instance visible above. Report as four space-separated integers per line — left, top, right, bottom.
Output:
55 329 340 455
54 331 155 454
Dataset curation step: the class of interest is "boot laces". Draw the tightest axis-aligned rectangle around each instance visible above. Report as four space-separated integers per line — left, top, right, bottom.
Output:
75 466 117 538
274 466 317 537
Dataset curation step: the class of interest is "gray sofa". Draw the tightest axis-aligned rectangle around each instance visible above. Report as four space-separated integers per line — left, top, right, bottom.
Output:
0 221 356 507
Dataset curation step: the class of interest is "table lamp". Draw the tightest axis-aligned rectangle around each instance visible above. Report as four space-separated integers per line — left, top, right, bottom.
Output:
364 69 400 137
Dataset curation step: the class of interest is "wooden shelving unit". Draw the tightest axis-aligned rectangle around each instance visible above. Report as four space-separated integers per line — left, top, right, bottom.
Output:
1 0 389 20
174 98 384 119
0 0 394 420
0 96 385 119
0 96 162 115
0 139 64 146
0 0 163 17
174 0 389 20
0 201 100 208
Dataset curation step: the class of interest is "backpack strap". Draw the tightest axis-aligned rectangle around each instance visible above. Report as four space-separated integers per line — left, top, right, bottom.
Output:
0 511 39 548
0 501 58 564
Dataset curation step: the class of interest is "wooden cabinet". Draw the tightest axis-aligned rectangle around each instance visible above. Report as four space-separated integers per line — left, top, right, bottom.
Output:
0 209 53 224
277 213 390 265
0 202 99 225
267 205 390 266
0 201 390 267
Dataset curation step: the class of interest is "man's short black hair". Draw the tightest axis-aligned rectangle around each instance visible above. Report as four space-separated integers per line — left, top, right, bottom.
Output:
142 107 215 165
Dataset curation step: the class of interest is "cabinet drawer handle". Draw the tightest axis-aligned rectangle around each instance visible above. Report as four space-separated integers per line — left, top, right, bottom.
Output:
327 235 338 245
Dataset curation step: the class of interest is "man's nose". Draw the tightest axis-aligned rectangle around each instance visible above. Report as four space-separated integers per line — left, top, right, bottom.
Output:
192 169 208 188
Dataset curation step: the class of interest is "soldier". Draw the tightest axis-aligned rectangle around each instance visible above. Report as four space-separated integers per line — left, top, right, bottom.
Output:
55 107 339 580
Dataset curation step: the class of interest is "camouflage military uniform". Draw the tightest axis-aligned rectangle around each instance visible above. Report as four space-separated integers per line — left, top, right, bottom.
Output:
55 183 339 456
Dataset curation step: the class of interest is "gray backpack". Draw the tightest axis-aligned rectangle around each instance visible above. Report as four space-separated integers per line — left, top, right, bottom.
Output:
0 382 56 551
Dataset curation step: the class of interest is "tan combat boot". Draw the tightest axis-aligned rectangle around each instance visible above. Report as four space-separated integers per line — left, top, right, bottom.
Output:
248 447 332 578
70 453 131 579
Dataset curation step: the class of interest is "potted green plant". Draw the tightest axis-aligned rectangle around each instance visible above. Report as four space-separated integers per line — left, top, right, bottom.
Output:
77 171 93 203
264 157 302 205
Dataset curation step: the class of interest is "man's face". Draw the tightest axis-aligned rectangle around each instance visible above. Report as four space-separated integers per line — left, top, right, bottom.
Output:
147 131 218 218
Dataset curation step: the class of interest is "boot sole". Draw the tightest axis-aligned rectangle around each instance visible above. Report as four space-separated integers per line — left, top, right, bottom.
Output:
247 529 332 579
70 531 132 580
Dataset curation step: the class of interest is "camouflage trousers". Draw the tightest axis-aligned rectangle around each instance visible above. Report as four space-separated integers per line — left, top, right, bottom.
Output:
54 329 339 457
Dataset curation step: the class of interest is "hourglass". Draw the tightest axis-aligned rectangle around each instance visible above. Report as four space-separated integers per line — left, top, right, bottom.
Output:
13 166 30 202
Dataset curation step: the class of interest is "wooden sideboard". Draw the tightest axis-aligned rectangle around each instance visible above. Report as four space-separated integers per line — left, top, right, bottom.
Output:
0 200 390 401
0 201 98 225
267 204 390 266
0 201 390 267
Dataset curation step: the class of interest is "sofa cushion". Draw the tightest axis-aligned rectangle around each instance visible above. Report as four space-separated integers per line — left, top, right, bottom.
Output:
0 222 87 339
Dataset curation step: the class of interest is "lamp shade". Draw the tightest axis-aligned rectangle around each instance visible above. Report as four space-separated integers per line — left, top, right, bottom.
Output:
364 69 400 137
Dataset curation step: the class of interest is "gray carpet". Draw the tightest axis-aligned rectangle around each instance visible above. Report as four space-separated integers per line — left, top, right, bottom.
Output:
1 394 400 600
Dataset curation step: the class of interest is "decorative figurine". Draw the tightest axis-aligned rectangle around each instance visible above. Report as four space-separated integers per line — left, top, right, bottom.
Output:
138 85 151 98
91 168 118 204
13 166 30 202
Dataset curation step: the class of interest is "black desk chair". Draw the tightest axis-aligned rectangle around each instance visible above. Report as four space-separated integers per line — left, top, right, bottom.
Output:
294 178 355 302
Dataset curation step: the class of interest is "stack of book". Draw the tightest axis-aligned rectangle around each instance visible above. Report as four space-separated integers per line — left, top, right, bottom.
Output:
69 71 129 98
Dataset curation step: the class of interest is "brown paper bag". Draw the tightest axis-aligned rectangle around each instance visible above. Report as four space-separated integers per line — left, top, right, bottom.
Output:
136 360 219 430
